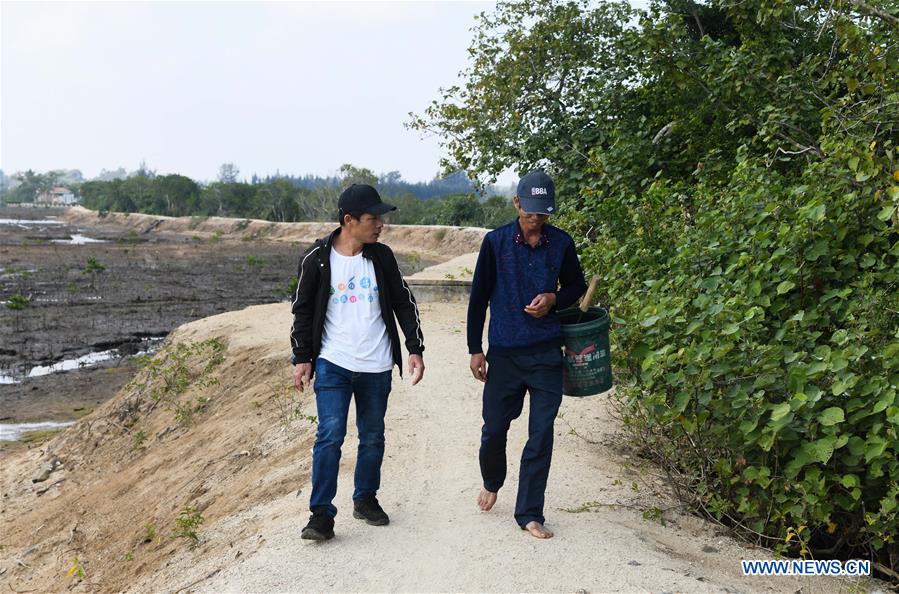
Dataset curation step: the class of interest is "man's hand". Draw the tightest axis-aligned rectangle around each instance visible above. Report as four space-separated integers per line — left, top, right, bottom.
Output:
470 353 487 383
524 292 557 318
293 362 312 393
408 354 425 386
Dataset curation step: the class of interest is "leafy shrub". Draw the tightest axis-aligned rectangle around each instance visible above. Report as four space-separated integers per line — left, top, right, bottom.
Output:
5 293 31 311
126 338 225 426
172 506 203 545
82 256 106 275
412 0 898 574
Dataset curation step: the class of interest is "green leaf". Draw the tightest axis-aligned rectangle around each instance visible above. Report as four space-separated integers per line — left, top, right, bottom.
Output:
805 241 828 261
847 436 866 457
685 320 703 334
865 437 887 463
819 407 845 426
777 281 795 294
805 203 826 222
739 418 759 434
831 329 849 345
841 474 859 488
872 393 894 413
640 315 660 327
788 311 805 323
804 435 837 464
859 253 876 268
878 205 896 221
770 402 791 422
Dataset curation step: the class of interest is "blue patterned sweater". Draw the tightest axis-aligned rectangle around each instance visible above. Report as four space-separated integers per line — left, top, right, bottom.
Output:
467 220 587 355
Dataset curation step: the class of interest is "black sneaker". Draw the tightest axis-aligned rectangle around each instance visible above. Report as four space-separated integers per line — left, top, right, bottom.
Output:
301 509 335 540
353 495 390 526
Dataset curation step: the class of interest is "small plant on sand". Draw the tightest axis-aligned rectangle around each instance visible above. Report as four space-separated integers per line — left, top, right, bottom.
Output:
642 506 666 526
142 522 159 544
132 429 147 448
173 506 203 545
245 255 268 271
234 219 251 231
6 292 30 310
209 230 223 243
82 256 106 274
6 292 31 331
126 338 225 426
188 215 208 230
286 276 298 297
67 558 86 580
116 229 142 244
268 383 317 429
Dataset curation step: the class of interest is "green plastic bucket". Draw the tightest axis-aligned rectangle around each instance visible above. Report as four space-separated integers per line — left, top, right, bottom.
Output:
559 306 612 397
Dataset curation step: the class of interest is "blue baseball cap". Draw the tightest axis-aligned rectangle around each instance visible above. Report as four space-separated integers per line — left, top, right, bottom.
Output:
516 171 556 215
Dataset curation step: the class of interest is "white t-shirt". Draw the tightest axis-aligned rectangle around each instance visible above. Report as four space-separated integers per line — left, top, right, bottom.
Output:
319 249 394 373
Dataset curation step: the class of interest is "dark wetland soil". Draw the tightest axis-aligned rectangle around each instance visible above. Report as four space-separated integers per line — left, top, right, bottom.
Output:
0 206 425 425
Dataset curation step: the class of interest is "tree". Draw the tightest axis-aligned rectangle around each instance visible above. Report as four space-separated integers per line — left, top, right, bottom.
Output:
6 170 57 203
218 163 240 184
96 167 128 181
408 0 639 194
337 164 378 189
132 160 156 179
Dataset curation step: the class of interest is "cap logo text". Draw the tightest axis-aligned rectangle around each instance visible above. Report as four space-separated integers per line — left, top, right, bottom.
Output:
531 187 548 196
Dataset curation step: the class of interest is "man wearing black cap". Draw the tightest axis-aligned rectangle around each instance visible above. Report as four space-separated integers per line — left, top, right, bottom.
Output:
467 171 587 539
290 183 425 541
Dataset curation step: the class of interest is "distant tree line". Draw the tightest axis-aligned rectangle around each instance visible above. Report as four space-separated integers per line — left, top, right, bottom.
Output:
252 168 487 200
3 163 516 228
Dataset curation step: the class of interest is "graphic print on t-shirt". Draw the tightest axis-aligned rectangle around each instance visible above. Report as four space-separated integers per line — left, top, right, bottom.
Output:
330 275 378 305
319 249 393 373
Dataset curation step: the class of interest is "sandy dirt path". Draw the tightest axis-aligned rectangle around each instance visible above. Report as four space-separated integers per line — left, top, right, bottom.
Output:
135 302 869 594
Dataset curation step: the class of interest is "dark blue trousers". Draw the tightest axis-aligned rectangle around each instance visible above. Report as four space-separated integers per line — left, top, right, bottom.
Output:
479 348 563 527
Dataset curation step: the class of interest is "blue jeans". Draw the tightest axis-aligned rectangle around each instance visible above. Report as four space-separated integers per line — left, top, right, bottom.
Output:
479 348 563 527
309 357 392 518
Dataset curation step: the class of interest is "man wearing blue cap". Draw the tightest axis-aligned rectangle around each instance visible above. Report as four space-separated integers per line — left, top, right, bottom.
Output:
467 171 588 539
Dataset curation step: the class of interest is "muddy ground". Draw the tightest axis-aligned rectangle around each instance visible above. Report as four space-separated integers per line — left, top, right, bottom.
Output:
0 206 429 425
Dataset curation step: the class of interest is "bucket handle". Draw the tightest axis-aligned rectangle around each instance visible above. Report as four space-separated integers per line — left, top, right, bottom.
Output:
580 275 601 313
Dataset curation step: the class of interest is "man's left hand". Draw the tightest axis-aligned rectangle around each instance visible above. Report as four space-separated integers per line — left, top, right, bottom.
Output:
408 354 425 385
524 292 556 318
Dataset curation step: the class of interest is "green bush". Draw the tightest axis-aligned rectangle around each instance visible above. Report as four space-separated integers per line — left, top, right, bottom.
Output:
585 156 897 559
126 338 225 427
412 0 898 573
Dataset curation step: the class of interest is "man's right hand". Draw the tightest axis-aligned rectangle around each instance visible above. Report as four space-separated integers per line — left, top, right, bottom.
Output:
294 362 312 392
470 353 487 383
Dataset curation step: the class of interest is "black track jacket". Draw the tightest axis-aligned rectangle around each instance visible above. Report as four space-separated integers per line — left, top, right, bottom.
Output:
289 228 424 377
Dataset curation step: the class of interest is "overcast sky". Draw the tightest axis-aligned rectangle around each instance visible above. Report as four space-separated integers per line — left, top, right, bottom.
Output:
1 1 503 184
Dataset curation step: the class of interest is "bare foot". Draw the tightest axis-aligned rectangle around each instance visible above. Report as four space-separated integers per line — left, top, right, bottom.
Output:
477 489 497 511
523 521 554 539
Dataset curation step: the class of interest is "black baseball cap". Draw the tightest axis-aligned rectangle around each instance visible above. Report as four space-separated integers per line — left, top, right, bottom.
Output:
338 184 396 217
516 171 556 215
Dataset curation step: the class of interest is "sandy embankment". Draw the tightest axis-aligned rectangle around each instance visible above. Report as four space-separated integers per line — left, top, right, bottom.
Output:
62 206 489 262
0 296 878 592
